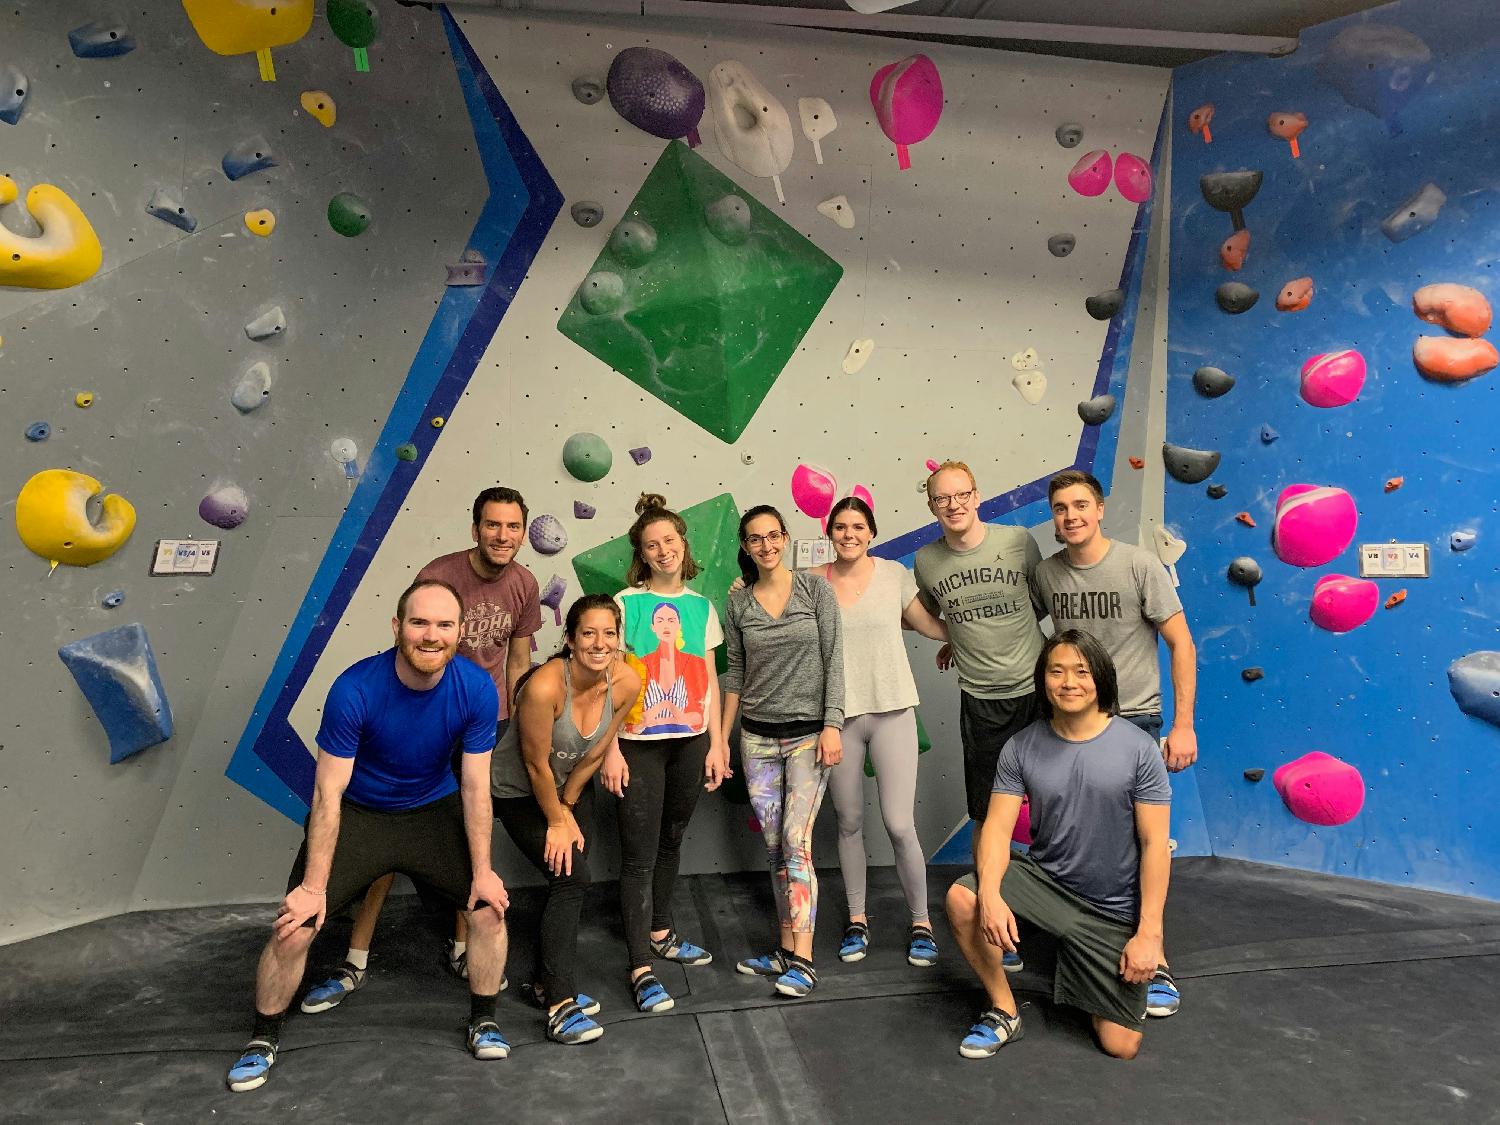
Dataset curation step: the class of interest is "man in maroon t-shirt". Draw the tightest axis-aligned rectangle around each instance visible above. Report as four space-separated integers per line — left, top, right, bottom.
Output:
297 487 543 1012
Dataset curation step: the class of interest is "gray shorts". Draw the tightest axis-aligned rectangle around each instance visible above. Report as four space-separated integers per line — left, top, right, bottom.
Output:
957 850 1148 1032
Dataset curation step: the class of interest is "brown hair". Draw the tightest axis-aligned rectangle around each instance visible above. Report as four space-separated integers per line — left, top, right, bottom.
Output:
626 493 701 587
1047 469 1105 506
924 459 978 498
395 577 465 623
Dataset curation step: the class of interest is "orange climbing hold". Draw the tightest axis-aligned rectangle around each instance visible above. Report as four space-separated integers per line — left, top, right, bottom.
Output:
1188 103 1214 143
1267 111 1308 158
1235 512 1257 527
1276 276 1314 312
1128 456 1145 470
1384 589 1407 610
1384 476 1404 493
1413 336 1499 382
1219 229 1250 272
1412 283 1492 338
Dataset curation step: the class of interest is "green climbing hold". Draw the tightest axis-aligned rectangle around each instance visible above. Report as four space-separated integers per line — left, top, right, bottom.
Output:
557 141 843 444
328 192 372 237
578 271 625 315
396 443 418 461
562 432 612 482
916 709 932 753
328 0 378 68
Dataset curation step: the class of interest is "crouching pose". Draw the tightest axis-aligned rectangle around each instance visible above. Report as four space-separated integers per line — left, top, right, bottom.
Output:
946 628 1172 1061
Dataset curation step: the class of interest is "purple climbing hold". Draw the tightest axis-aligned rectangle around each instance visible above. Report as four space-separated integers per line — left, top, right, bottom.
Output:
573 500 596 520
607 47 706 148
199 484 250 529
629 446 652 466
539 573 568 626
529 514 568 556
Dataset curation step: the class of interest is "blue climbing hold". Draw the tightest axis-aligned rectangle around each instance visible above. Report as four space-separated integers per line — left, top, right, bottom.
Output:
145 188 198 233
58 623 174 763
1320 24 1433 137
1448 652 1500 729
25 421 50 442
1260 424 1279 444
1450 529 1477 552
222 137 278 182
68 22 137 58
102 590 125 609
0 66 30 125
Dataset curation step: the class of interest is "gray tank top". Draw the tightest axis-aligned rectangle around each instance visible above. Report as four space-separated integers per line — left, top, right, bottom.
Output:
491 660 615 799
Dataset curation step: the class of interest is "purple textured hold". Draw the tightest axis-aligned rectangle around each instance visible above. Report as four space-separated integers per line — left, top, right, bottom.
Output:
607 47 705 147
629 446 652 465
573 500 596 520
528 513 568 556
199 485 249 530
539 574 568 626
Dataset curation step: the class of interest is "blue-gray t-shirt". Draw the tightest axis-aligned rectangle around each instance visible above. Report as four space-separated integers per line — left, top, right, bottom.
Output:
994 716 1171 920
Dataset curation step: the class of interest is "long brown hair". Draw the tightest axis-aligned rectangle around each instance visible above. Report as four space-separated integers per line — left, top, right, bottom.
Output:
625 493 701 587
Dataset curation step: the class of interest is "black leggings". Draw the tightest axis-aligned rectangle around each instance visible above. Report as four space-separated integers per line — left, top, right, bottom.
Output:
617 732 709 970
493 786 594 1003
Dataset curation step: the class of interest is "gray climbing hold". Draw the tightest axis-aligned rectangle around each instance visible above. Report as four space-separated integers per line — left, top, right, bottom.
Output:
1381 183 1446 243
578 271 626 315
1047 233 1076 257
1055 123 1083 149
1243 768 1265 782
1448 651 1500 728
58 623 173 764
1200 170 1263 231
25 421 50 442
244 306 286 341
145 188 198 233
222 137 278 182
1451 528 1477 552
704 195 751 247
231 361 273 413
1216 282 1260 314
0 65 30 125
445 249 486 287
608 218 658 265
1163 443 1221 484
200 484 250 529
1260 425 1279 444
1206 483 1228 500
571 201 604 228
68 22 137 59
573 500 596 520
572 77 605 105
1227 556 1263 588
1193 366 1236 398
629 446 652 466
1241 667 1265 683
528 514 568 556
102 589 125 609
1077 394 1117 426
1085 288 1124 320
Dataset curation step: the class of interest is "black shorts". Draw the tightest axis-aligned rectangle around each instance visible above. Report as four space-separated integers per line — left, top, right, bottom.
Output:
959 690 1040 822
285 791 477 917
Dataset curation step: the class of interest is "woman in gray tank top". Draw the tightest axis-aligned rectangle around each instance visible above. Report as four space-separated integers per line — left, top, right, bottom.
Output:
490 595 640 1046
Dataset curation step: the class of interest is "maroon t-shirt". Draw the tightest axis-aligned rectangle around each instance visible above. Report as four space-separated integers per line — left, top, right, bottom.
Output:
416 550 541 719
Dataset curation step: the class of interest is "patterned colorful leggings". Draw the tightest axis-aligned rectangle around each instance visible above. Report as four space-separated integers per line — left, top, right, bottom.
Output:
741 730 830 934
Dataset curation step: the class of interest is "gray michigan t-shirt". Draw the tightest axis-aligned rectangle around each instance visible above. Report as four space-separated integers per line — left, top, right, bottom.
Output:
914 524 1045 701
1033 541 1183 717
994 716 1172 921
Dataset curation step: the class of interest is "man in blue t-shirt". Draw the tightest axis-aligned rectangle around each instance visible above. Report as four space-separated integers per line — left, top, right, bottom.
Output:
226 580 511 1093
946 628 1173 1062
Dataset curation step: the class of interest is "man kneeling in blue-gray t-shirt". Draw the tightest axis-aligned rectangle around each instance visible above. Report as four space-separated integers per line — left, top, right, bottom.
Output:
226 579 512 1093
946 628 1173 1061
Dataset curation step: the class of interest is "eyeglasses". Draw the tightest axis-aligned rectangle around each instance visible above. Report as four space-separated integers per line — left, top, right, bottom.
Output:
930 489 976 509
744 531 785 548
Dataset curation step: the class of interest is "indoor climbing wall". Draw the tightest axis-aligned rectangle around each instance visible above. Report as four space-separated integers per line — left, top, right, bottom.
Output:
1166 0 1500 897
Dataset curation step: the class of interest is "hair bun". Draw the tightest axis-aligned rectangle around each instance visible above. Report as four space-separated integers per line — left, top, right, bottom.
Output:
635 492 668 516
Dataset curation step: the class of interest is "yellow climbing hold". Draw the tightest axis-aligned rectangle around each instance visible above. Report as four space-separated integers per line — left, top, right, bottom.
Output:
16 469 137 568
75 392 95 407
300 90 336 127
244 209 276 237
181 0 314 81
430 416 446 428
0 176 104 291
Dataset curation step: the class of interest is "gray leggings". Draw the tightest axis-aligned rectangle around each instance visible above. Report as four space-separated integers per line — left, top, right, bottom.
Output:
828 708 929 924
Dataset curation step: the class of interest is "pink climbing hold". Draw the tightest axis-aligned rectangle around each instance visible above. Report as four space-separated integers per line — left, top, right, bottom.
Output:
1067 150 1112 197
924 459 940 473
1273 485 1358 568
852 484 874 509
1309 574 1379 633
870 53 944 171
1273 751 1365 826
1011 796 1033 845
791 463 838 521
1299 349 1367 408
1113 152 1153 204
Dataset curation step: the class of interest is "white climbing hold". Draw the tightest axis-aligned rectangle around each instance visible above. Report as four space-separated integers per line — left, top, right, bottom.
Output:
1011 370 1047 405
244 306 286 341
1010 347 1042 371
709 61 794 203
798 97 837 164
817 195 855 230
842 338 875 374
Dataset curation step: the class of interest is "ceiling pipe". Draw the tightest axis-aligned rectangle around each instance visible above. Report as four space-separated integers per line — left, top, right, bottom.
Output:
442 0 1300 55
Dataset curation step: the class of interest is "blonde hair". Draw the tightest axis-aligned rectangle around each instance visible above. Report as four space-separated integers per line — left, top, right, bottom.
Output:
925 459 978 498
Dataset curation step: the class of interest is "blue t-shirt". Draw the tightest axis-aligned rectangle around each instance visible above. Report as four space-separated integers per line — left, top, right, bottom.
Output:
316 650 500 811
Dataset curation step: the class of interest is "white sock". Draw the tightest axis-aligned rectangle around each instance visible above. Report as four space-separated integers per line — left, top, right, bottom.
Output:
450 940 467 958
346 947 369 971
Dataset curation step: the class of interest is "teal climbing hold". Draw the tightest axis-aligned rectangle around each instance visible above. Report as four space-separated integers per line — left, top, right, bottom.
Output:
562 432 612 482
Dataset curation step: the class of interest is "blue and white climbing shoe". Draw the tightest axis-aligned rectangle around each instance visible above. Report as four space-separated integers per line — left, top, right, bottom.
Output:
467 1020 511 1060
1147 968 1181 1017
959 1008 1024 1059
839 922 870 963
736 949 788 977
226 1039 278 1092
650 930 713 966
774 961 818 998
547 1000 604 1045
1002 950 1024 973
907 925 940 967
633 972 676 1013
300 963 366 1014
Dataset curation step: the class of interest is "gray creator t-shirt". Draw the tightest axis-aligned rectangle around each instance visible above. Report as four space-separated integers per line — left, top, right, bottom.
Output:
1033 541 1183 717
995 716 1172 921
915 524 1044 700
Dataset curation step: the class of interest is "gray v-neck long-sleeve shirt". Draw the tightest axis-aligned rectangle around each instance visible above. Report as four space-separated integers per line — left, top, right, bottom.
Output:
722 571 845 732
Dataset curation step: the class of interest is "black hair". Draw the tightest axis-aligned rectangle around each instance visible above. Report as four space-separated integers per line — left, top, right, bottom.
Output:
826 495 876 538
626 493 701 587
472 486 529 528
395 577 464 623
1033 628 1120 719
512 594 621 701
736 504 789 588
